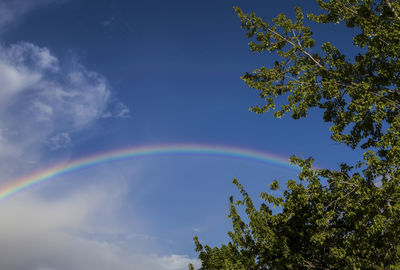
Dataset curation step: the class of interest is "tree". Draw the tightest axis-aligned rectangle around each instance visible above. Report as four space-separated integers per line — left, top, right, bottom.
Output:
190 1 400 269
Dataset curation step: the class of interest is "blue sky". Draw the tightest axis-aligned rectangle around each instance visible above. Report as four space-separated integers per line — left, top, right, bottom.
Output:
0 1 363 269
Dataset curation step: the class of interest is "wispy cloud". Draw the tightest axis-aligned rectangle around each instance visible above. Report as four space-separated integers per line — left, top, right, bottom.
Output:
101 16 115 27
0 0 63 31
46 132 71 150
102 102 131 119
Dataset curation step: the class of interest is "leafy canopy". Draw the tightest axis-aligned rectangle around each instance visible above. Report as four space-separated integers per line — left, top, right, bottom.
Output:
191 1 400 269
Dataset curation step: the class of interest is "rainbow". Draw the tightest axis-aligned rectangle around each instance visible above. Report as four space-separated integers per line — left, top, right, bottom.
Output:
0 144 300 201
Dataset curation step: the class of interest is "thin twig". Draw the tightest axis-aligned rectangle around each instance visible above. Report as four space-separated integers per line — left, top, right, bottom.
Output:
327 186 357 208
303 259 333 270
267 27 326 70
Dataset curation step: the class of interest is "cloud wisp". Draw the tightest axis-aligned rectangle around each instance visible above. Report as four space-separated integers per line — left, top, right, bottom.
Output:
0 0 69 32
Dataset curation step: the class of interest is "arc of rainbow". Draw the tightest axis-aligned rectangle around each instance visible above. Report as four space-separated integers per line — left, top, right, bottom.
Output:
0 144 300 201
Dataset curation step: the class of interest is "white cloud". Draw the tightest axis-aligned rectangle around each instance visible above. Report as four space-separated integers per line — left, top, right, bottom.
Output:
0 179 199 270
33 67 111 129
0 42 109 128
0 43 58 104
0 41 129 167
157 254 201 270
2 42 59 71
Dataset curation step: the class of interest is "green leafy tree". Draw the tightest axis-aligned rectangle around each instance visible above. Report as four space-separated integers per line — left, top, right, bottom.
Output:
190 1 400 269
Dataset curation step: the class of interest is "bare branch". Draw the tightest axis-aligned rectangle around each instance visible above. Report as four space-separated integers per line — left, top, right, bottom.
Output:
266 27 326 70
303 259 333 270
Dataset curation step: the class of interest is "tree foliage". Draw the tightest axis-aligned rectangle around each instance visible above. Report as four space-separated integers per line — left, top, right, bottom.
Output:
191 1 400 269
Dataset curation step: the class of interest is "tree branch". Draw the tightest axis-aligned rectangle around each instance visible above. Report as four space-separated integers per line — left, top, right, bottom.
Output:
267 27 326 70
303 259 332 270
